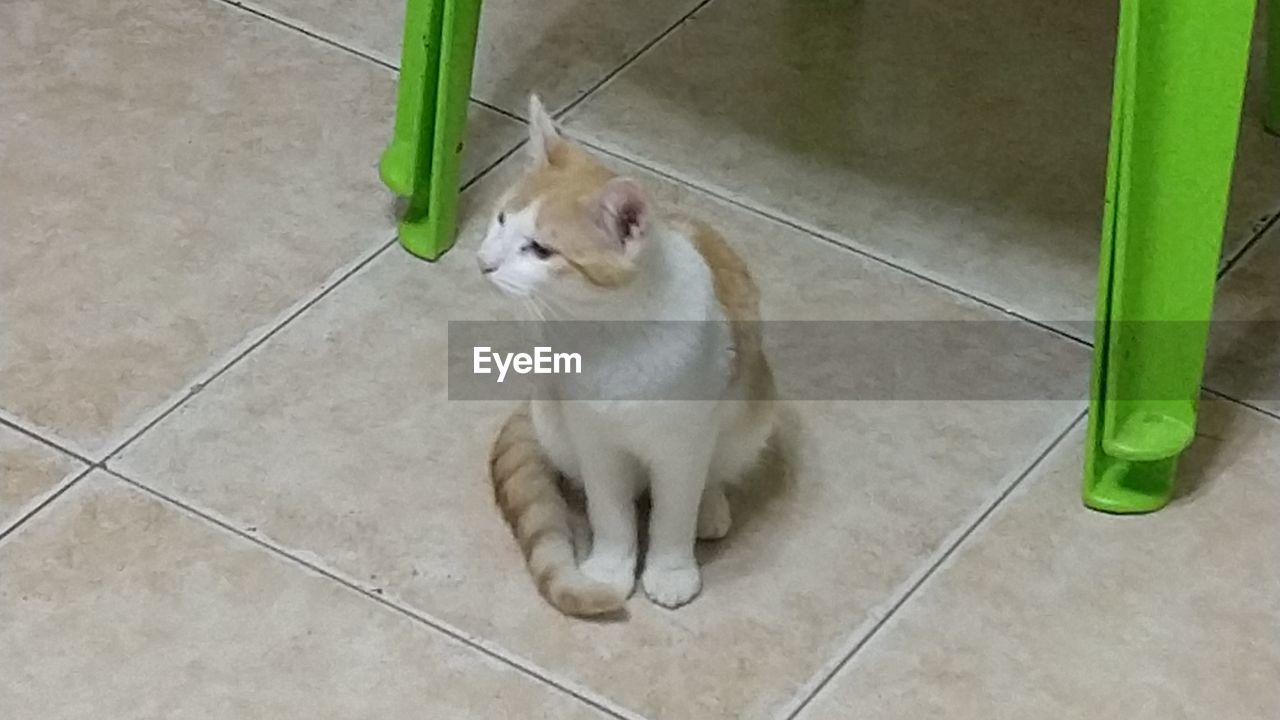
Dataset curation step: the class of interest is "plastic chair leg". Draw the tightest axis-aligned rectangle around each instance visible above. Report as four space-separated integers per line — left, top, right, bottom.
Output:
1084 0 1256 513
1268 0 1279 134
379 0 482 260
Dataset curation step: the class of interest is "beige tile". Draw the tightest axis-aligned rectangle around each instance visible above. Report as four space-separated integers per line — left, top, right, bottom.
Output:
567 0 1280 326
798 400 1280 720
0 0 521 455
116 150 1086 719
245 0 704 113
0 472 606 720
1208 228 1280 414
0 425 83 533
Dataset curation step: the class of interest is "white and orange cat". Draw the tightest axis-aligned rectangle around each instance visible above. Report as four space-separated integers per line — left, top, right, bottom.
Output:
481 97 774 616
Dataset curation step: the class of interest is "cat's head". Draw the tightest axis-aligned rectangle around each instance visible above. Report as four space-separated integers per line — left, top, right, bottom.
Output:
476 95 655 309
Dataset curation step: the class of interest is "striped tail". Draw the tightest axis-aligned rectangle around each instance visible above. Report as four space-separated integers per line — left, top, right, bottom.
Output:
489 404 626 617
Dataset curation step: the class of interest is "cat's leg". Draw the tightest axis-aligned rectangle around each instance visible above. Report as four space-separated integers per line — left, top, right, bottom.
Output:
697 483 732 540
530 399 579 480
577 442 640 598
700 402 774 540
643 442 715 608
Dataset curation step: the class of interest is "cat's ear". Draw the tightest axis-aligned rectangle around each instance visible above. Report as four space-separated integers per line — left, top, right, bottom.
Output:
593 177 649 248
527 94 566 167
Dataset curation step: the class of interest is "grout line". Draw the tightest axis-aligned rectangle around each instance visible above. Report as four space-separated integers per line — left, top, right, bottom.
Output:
573 132 1280 356
556 0 719 120
102 234 399 463
213 0 1273 361
0 412 94 466
217 0 397 71
1203 387 1280 425
574 134 1097 349
113 0 561 460
108 469 648 720
8 16 1257 720
0 0 530 532
15 13 1270 720
773 385 1280 720
215 0 523 122
1197 206 1278 417
0 127 525 560
1218 209 1279 279
0 467 94 546
474 97 527 124
463 139 527 192
219 0 716 128
776 405 1088 720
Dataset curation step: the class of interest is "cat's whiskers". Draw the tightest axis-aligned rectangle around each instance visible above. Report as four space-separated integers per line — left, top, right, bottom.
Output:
523 298 546 323
506 291 535 321
532 292 576 322
490 276 534 319
529 294 563 323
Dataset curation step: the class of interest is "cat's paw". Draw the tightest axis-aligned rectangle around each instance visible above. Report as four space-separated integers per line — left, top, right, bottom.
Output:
642 562 702 608
697 488 732 540
581 551 637 597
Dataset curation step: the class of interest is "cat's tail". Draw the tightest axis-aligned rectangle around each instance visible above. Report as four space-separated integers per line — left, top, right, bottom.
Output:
489 404 626 617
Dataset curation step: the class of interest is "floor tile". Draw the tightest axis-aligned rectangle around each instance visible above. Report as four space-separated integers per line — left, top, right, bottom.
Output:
117 147 1087 719
567 0 1280 326
0 425 83 533
798 400 1280 720
0 0 521 455
1208 228 1280 415
245 0 703 113
0 472 606 719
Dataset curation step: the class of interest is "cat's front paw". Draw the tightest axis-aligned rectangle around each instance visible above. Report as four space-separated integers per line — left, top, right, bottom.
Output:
642 561 702 608
581 551 637 598
697 488 732 540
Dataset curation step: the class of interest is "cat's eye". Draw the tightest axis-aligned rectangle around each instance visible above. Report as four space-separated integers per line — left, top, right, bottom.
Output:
523 240 554 259
496 211 506 225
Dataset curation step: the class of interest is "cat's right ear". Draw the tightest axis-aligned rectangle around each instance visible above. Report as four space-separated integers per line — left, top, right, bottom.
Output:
592 177 650 249
527 94 565 167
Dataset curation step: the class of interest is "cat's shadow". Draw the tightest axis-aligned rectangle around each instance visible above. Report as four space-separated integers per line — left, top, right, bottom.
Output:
695 409 800 568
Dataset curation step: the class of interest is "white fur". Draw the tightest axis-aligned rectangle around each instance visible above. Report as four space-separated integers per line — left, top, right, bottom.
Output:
476 201 549 299
478 132 769 609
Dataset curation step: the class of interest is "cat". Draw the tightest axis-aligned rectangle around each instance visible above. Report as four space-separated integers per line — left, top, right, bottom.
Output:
480 96 775 616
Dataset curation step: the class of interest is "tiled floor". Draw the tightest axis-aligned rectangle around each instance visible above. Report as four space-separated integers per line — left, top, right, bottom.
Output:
1 1 1277 718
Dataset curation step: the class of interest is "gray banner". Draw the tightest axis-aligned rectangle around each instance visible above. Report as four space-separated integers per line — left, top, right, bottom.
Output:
445 321 1276 401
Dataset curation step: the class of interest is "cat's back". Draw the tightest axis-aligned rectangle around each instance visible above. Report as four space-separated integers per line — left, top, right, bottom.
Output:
676 216 760 325
670 216 766 378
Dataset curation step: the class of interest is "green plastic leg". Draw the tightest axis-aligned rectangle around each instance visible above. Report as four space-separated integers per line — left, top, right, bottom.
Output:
1085 0 1256 513
379 0 482 260
1268 0 1280 134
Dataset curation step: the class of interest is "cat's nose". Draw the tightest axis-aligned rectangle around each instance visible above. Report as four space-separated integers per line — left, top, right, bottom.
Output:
477 257 498 275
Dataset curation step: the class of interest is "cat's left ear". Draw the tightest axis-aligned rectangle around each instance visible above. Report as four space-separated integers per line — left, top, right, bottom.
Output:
593 177 649 248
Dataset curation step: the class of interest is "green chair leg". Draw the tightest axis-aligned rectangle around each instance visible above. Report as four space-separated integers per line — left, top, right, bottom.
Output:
1085 0 1256 513
380 0 482 260
1268 0 1279 134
